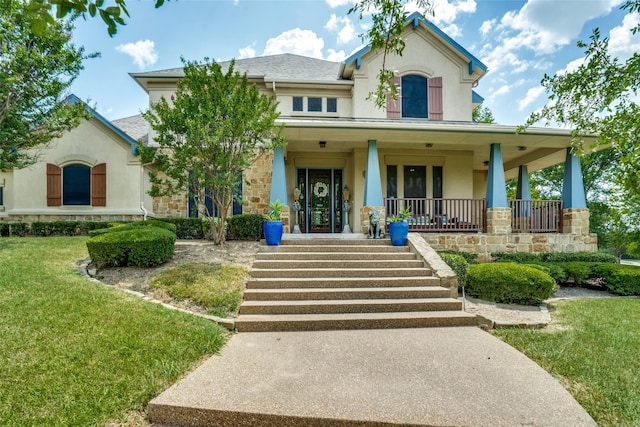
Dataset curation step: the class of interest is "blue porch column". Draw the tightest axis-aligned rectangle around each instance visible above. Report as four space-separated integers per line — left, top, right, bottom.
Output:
561 148 587 209
485 143 508 208
269 147 288 204
516 165 531 200
363 139 383 206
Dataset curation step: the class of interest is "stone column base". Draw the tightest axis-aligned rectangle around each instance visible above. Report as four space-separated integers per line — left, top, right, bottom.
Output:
486 207 512 234
281 206 291 234
563 208 590 235
360 206 385 236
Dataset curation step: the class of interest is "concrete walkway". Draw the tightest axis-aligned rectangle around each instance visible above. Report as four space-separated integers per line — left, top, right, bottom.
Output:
148 327 596 427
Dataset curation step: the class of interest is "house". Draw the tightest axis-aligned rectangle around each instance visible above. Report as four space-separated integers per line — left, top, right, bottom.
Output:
1 12 596 260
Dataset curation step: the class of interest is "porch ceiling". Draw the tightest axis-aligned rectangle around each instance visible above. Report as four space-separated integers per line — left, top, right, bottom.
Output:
279 118 598 179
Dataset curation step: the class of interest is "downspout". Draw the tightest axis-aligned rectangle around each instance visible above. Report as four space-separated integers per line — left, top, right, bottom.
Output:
140 164 148 220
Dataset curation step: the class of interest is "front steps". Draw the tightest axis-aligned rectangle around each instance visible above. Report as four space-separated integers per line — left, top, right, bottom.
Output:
235 238 477 332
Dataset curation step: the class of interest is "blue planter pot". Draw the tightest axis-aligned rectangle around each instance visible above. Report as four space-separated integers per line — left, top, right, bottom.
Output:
388 221 409 246
263 221 283 246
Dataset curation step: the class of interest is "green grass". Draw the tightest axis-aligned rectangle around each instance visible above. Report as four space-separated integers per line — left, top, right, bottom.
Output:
494 298 640 427
150 262 249 318
0 237 227 426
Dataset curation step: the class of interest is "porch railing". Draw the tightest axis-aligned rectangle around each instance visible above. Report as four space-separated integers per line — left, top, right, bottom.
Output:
510 199 563 233
384 198 486 232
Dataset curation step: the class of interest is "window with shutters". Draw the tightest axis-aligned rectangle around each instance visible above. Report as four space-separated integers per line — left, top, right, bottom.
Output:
387 75 443 120
47 163 106 207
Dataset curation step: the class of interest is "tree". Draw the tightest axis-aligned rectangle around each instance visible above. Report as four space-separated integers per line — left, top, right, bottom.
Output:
349 0 433 109
523 0 640 198
472 105 496 124
140 58 284 245
0 1 92 171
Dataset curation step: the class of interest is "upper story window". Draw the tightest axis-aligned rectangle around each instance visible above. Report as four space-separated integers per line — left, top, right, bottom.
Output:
387 75 443 120
402 75 428 118
291 97 338 114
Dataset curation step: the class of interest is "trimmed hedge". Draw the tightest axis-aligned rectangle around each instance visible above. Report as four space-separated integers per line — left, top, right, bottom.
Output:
491 251 618 264
466 262 557 305
86 226 176 267
593 264 640 296
0 223 9 237
439 253 469 288
437 250 478 264
156 218 208 239
226 214 263 241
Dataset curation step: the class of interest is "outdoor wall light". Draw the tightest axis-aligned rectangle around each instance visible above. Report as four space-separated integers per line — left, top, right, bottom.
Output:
483 160 490 166
319 141 326 148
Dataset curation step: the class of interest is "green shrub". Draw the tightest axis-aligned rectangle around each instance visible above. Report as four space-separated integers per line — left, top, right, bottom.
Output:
9 223 29 237
31 221 82 236
121 219 177 234
0 223 9 237
438 250 478 264
466 262 557 305
592 264 640 296
156 218 208 239
491 252 539 263
540 252 618 263
226 214 264 241
86 226 176 267
439 253 468 288
526 262 568 284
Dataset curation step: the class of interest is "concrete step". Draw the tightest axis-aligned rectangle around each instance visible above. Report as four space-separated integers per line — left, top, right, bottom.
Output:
281 238 392 246
235 311 478 332
243 286 450 301
261 245 409 253
255 251 417 261
251 259 424 270
245 276 442 289
251 267 432 279
239 298 462 315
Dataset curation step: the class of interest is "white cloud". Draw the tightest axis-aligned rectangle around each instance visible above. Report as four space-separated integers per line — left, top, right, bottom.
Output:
238 44 256 59
115 40 158 70
326 48 347 62
518 86 545 111
480 19 495 37
487 84 511 103
431 0 476 25
263 29 325 59
325 14 357 44
325 0 353 8
609 12 640 59
481 0 622 75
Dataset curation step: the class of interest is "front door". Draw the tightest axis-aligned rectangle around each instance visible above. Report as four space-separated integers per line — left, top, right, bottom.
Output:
296 168 342 233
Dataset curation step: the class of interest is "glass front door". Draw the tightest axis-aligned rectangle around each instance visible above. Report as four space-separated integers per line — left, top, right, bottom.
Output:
296 168 342 233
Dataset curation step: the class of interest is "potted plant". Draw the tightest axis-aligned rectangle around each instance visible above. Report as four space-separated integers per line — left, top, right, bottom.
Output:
388 206 411 246
263 199 284 246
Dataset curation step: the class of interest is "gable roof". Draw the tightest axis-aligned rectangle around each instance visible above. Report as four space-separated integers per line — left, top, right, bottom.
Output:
343 12 487 78
66 94 138 154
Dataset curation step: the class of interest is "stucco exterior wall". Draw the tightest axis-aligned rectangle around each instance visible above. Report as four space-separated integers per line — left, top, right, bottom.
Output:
1 118 147 221
352 29 475 121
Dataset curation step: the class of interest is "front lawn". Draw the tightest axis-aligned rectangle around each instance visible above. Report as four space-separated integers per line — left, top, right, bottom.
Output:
494 298 640 427
0 237 227 426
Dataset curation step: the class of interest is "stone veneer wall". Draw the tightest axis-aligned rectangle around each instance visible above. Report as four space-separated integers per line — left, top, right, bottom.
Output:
421 232 598 263
563 208 590 235
153 194 189 217
243 151 273 217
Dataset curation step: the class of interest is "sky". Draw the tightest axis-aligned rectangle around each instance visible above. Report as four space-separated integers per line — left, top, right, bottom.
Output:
68 0 639 126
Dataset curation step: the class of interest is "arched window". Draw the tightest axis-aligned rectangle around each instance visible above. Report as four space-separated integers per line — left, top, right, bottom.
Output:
402 74 428 118
63 164 91 205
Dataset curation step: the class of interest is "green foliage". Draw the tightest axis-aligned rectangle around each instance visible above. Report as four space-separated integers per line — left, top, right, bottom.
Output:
141 58 284 244
495 299 640 426
466 263 557 305
264 199 284 221
437 250 478 264
9 222 29 237
592 263 640 296
492 251 617 264
0 223 9 237
348 0 433 110
389 205 411 223
439 253 468 288
150 262 250 317
226 214 264 241
472 106 497 124
86 226 176 267
156 217 208 239
0 2 93 170
0 237 226 425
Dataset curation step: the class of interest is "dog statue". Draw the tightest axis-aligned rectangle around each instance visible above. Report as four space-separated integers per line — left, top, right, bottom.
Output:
368 209 382 239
